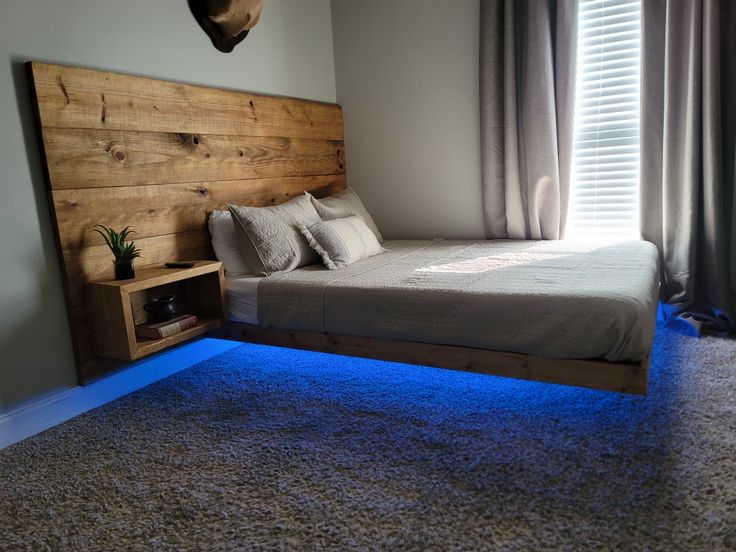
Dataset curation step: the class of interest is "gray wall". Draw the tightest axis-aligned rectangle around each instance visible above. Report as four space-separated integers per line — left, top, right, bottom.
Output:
0 0 336 413
331 0 483 240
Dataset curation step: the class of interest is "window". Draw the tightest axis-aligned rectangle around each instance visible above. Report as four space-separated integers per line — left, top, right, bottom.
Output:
567 0 642 241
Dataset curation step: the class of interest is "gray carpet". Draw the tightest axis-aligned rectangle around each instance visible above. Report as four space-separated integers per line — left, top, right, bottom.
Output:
1 324 735 551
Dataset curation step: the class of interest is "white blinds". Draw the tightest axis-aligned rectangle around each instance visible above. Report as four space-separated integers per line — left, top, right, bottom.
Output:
567 0 642 240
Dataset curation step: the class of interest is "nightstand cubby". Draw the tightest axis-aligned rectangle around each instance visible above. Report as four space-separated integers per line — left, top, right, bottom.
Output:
86 260 225 361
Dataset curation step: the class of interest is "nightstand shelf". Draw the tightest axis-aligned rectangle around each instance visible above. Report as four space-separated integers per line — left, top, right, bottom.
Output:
134 317 223 359
86 260 225 361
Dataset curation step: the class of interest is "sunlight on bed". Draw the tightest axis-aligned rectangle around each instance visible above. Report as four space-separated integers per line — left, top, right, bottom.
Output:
415 252 570 274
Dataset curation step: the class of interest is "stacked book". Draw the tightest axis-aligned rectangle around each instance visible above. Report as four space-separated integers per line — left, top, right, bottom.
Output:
135 314 198 339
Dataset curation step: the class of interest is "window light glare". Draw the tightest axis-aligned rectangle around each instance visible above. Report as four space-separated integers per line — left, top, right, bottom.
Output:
567 0 642 242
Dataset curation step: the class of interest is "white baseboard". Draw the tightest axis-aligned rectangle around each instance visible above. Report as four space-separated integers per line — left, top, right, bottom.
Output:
0 338 241 450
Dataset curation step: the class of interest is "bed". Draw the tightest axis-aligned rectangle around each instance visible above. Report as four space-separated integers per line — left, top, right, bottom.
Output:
226 238 658 394
28 61 658 393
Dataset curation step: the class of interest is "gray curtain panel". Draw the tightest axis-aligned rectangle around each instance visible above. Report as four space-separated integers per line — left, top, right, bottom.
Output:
641 0 736 330
479 0 576 239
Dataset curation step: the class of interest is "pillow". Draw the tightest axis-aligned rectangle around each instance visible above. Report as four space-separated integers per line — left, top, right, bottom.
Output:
305 187 384 243
207 210 255 277
228 195 321 276
299 215 385 269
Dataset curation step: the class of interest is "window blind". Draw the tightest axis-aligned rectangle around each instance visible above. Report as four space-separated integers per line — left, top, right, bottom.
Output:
567 0 641 240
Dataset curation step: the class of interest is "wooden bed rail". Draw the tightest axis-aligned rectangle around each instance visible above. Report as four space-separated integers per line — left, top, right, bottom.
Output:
227 323 650 395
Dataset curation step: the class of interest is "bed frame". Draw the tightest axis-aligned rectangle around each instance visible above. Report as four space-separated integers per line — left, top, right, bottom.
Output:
28 62 649 393
227 324 649 394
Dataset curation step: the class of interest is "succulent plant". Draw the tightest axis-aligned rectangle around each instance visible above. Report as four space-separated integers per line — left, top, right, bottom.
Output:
91 225 142 261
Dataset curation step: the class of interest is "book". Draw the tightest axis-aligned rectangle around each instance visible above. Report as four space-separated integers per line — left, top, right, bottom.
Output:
135 314 198 339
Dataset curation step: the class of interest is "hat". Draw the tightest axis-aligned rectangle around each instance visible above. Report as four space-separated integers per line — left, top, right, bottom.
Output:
188 0 264 53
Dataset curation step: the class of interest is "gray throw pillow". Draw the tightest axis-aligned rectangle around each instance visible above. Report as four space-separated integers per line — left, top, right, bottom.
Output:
305 187 384 243
299 215 385 269
228 195 321 276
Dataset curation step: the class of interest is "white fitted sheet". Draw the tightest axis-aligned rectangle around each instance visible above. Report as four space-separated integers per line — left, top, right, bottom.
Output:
225 276 262 324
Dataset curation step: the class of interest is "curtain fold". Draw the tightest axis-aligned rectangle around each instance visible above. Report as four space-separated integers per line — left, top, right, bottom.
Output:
479 0 576 240
641 0 736 332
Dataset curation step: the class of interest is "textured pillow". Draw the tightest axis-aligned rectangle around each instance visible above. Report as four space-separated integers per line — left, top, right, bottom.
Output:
306 187 384 243
207 210 254 277
228 195 321 276
299 215 385 269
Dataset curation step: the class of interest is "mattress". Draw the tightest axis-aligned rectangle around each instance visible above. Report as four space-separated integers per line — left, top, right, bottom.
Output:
225 276 262 324
256 239 660 362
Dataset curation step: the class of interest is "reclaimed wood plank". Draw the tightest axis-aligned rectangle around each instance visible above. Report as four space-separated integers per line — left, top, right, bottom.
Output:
42 128 345 189
53 175 347 249
29 62 343 140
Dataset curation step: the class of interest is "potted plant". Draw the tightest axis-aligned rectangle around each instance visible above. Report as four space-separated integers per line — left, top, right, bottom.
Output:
91 225 142 280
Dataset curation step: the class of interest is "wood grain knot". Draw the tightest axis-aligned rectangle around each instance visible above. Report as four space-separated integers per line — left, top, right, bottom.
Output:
56 76 70 105
197 186 208 195
113 150 126 162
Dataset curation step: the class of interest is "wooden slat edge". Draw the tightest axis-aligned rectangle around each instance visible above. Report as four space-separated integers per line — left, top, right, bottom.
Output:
229 323 649 395
27 62 90 384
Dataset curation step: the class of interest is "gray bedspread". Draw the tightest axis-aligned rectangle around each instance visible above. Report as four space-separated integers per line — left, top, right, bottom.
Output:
257 240 660 361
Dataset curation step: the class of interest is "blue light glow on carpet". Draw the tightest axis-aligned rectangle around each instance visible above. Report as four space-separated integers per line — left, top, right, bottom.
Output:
2 323 734 550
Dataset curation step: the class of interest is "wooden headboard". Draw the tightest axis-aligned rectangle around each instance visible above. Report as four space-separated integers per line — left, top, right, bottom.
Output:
27 62 347 382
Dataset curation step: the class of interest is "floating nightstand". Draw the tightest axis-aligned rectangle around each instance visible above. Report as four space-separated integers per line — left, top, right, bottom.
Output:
86 260 225 361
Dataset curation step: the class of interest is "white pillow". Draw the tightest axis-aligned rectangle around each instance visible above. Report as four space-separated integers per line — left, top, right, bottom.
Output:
299 215 385 269
305 187 384 243
207 210 254 277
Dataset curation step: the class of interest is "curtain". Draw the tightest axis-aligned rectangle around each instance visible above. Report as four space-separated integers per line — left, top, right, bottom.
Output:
479 0 577 240
641 0 736 332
